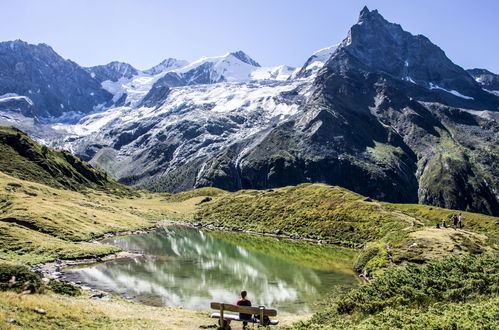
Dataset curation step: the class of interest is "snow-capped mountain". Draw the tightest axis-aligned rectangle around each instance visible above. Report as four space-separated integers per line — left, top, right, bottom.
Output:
144 58 190 75
293 44 339 79
86 61 139 83
467 68 499 96
0 40 112 121
0 7 498 215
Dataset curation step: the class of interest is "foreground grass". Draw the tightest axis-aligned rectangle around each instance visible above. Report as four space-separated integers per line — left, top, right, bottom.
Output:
292 254 499 329
0 290 307 329
0 291 209 329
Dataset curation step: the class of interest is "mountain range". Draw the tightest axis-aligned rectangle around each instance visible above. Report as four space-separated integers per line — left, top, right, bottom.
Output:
0 6 497 215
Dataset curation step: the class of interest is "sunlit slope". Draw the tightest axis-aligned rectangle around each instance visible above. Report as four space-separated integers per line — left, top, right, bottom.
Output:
194 183 498 274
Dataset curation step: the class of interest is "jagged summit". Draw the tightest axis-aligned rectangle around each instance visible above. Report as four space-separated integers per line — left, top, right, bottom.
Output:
230 51 261 67
324 7 497 109
87 61 139 82
144 58 190 75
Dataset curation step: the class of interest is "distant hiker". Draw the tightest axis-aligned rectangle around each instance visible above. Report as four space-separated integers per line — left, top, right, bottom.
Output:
236 290 252 328
458 213 464 228
441 219 447 228
452 214 458 229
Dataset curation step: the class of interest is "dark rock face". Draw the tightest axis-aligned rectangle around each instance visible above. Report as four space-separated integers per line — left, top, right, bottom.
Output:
467 68 499 92
86 61 138 83
0 96 35 117
0 40 112 121
135 7 498 215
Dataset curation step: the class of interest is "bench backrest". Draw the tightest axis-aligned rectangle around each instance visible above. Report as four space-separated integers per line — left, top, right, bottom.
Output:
210 302 277 316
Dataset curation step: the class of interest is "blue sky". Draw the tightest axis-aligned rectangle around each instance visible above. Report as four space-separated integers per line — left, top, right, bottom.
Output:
1 0 498 72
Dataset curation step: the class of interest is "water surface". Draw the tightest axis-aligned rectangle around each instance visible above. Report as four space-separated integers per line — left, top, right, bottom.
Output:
64 225 359 313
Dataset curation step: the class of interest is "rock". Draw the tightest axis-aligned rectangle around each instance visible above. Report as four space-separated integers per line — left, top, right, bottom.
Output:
90 293 104 299
195 197 212 205
274 229 282 235
6 318 16 324
364 197 373 202
34 308 46 315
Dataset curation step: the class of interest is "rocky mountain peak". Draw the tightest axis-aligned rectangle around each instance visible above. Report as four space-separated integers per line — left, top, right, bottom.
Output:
324 7 498 109
87 61 139 82
229 50 261 67
144 58 189 75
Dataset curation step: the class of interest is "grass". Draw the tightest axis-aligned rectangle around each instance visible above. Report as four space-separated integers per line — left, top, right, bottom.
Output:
194 183 498 275
0 290 307 329
0 171 207 264
0 126 131 196
292 254 499 329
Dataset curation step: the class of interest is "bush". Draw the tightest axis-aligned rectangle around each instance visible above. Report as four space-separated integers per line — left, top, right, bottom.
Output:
50 281 81 296
298 254 499 329
0 264 43 293
354 246 380 273
338 254 498 315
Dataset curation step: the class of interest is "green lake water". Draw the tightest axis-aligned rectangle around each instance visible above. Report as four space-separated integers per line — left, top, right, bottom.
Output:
63 225 360 313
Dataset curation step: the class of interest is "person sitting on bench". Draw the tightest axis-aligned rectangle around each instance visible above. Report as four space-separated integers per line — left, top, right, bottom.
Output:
236 290 252 328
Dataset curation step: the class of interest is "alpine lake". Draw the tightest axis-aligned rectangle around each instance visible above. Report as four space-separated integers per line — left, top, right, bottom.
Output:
63 225 361 313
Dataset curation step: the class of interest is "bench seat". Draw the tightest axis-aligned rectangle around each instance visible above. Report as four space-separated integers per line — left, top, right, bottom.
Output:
210 313 279 325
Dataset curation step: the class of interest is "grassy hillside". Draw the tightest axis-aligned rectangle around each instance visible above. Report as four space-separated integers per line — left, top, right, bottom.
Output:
0 170 210 264
0 126 132 195
194 183 498 275
292 254 498 329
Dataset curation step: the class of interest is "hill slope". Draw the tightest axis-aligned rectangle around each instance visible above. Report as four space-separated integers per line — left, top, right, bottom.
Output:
195 183 498 275
0 126 130 194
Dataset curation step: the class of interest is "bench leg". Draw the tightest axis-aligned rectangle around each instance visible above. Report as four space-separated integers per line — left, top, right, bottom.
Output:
217 319 231 330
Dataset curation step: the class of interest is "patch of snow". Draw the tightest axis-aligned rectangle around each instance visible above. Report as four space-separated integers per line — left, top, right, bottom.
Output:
60 103 64 109
90 72 96 78
251 65 296 81
0 94 34 106
483 89 499 97
429 83 474 100
403 76 416 84
0 93 19 98
90 92 95 96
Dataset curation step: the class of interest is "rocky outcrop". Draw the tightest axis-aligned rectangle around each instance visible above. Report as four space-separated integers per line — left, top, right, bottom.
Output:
0 40 112 121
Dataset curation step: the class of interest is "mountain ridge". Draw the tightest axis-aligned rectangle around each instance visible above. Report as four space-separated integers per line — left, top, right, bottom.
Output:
0 7 497 215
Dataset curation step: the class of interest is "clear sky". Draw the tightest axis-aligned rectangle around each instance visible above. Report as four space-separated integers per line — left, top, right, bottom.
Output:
1 0 498 72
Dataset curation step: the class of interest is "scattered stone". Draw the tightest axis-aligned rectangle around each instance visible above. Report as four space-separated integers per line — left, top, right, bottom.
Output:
34 308 46 315
196 197 212 205
90 293 105 299
6 318 16 324
364 197 373 202
274 229 282 235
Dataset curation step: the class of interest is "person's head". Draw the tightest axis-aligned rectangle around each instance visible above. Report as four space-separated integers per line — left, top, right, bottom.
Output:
240 290 247 299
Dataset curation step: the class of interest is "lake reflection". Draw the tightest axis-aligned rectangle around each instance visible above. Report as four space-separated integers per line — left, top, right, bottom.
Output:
64 225 359 313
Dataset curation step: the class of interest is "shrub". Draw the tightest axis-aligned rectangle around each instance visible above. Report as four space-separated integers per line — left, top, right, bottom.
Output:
0 264 43 293
50 281 81 296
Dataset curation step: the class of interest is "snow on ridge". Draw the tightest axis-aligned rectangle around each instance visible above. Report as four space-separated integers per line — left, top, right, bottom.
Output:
311 44 340 63
429 83 474 100
483 89 499 97
0 93 34 106
251 65 296 81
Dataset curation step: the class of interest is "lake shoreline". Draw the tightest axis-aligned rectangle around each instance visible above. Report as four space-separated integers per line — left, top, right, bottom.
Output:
31 219 363 294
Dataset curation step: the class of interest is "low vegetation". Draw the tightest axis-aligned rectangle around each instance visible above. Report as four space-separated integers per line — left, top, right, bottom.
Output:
195 183 497 275
0 126 497 329
292 254 498 329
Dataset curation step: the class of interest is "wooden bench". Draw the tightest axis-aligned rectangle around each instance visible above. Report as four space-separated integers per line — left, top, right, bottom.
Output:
210 302 278 328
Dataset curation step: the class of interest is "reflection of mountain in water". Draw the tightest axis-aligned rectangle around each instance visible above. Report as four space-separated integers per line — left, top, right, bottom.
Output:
64 226 358 313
